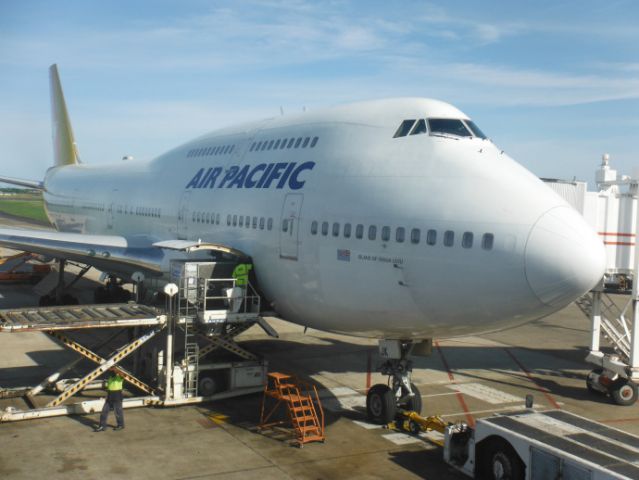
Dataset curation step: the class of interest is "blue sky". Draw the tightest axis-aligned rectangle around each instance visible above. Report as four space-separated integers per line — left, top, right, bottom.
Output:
1 1 638 185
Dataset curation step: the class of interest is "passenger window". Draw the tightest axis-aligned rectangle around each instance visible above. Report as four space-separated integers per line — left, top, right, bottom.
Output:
311 221 318 235
282 219 288 232
294 137 303 148
260 142 268 151
427 229 437 245
192 212 196 222
256 141 263 151
267 218 273 230
259 217 265 230
444 230 455 247
321 221 329 236
232 215 237 226
396 227 405 243
332 222 340 237
310 136 319 148
368 226 377 241
428 119 472 137
356 224 364 239
411 228 420 244
245 215 250 228
287 138 295 148
267 140 274 150
229 145 235 153
274 139 281 149
216 213 220 225
462 232 473 249
381 226 390 242
280 139 287 149
410 119 427 135
227 214 231 226
394 120 416 138
239 216 244 227
482 233 494 250
343 223 351 238
302 137 310 148
205 212 210 223
252 216 257 228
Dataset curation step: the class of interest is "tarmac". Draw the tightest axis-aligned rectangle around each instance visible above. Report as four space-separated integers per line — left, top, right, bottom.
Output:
1 213 638 479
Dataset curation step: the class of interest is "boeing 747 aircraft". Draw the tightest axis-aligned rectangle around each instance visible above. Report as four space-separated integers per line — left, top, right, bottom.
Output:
0 65 606 423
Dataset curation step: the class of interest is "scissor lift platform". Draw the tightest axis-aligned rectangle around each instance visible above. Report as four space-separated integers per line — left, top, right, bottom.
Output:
0 303 161 332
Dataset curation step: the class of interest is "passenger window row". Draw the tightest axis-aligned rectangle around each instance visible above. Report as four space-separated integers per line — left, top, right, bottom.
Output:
225 214 274 231
119 205 161 217
187 144 235 158
310 221 494 250
249 136 319 152
192 211 221 225
393 118 487 140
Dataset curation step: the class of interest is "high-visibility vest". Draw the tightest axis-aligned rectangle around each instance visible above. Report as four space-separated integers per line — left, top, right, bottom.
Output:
106 374 124 391
232 263 253 286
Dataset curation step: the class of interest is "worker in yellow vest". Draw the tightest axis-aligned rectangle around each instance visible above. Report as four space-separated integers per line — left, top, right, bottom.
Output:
232 261 253 287
95 367 125 432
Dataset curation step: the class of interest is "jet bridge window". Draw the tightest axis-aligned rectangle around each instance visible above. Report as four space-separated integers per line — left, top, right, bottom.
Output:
394 120 416 138
428 119 472 138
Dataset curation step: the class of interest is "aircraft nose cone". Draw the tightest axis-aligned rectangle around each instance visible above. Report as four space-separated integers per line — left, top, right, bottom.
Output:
525 206 606 308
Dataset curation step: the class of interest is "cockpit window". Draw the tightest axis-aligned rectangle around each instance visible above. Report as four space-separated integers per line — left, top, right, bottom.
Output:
463 120 487 139
410 119 427 135
428 118 472 137
393 120 416 138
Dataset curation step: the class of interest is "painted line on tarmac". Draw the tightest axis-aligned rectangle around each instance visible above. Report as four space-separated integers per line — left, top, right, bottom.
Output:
599 417 639 424
503 348 561 409
448 382 523 405
440 404 526 418
435 340 475 427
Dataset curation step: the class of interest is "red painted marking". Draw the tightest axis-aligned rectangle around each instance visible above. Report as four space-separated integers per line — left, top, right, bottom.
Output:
598 232 635 237
366 350 372 391
604 241 635 246
504 348 561 409
435 341 475 427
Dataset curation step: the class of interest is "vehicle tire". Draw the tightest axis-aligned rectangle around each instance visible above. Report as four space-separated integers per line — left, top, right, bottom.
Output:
480 438 525 480
586 368 605 395
199 374 221 397
366 384 397 424
408 419 420 435
611 380 638 406
404 383 422 414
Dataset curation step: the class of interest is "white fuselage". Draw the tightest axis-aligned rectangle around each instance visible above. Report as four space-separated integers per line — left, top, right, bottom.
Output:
41 98 606 339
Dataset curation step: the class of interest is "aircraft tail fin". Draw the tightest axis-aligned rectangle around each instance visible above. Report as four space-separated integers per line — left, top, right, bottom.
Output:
49 64 81 166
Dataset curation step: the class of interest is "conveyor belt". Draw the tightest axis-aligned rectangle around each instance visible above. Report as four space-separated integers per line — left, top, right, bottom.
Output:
0 303 163 332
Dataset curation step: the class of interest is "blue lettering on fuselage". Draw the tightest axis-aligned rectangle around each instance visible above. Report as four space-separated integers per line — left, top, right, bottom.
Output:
185 161 315 190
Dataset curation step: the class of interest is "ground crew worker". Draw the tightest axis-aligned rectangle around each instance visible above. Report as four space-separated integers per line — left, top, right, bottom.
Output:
232 260 253 288
94 367 125 432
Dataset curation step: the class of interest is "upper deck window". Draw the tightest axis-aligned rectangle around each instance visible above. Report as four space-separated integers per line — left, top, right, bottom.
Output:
428 119 472 138
463 120 487 140
393 120 416 138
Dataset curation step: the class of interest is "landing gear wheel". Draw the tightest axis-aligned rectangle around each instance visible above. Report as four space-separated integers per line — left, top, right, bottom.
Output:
481 438 525 480
402 383 422 414
611 380 638 406
366 384 397 424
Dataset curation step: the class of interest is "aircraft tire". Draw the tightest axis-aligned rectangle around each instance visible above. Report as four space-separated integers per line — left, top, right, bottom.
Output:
366 384 396 424
611 380 638 406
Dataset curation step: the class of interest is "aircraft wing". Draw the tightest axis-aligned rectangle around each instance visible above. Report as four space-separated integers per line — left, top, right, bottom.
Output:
0 227 164 276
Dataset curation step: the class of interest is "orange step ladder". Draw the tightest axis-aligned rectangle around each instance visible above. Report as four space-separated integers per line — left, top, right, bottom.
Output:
258 372 325 447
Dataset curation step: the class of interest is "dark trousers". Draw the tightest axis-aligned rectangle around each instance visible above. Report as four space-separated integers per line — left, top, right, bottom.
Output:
99 390 124 427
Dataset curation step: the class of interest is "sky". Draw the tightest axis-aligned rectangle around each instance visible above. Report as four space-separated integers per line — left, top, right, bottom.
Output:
0 0 638 185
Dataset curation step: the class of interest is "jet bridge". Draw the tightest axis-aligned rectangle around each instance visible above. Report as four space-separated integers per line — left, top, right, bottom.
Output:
546 155 639 405
0 260 270 422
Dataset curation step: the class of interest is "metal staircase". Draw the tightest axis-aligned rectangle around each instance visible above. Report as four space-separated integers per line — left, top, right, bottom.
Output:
183 316 199 398
259 372 325 446
576 293 631 361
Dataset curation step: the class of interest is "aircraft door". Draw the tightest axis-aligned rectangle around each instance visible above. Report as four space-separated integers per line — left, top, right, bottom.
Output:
177 191 192 240
280 193 304 260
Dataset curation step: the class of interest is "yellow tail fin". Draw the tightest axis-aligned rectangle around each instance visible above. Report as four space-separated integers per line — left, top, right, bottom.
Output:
49 64 80 166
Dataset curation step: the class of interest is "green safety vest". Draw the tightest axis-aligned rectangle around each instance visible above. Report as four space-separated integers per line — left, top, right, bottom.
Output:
232 263 253 286
106 374 124 391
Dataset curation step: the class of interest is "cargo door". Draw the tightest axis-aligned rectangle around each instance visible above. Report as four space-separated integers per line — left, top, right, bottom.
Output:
177 191 192 240
280 193 303 260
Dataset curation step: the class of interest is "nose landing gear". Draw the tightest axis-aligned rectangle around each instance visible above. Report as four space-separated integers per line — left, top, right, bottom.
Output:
366 339 428 424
